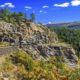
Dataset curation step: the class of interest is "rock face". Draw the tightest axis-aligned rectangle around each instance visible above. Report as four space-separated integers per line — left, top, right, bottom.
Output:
22 22 58 44
22 44 78 64
0 21 78 64
0 21 15 34
0 21 58 44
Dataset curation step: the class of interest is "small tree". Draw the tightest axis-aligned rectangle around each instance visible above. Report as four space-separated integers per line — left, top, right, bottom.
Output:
0 8 11 22
12 12 24 25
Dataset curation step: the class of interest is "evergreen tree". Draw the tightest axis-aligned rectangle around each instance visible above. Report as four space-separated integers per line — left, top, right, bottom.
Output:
0 8 11 22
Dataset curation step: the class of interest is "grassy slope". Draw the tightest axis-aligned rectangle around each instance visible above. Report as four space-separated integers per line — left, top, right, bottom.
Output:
0 50 80 80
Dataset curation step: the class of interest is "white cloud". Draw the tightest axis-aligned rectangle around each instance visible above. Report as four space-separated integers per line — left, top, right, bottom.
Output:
25 6 32 10
48 22 52 24
43 5 49 8
39 10 47 14
40 10 43 13
0 5 5 7
54 2 69 7
71 0 80 6
0 2 15 8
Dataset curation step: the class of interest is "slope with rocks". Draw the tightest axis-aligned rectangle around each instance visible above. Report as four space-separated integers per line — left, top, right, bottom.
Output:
0 21 78 65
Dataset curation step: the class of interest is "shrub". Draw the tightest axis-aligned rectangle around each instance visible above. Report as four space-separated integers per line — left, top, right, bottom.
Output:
11 49 34 71
69 68 80 80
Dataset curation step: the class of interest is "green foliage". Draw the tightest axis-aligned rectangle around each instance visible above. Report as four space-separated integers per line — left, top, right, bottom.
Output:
12 12 24 25
0 8 35 24
0 50 80 80
69 68 80 80
11 50 34 71
52 28 80 57
0 8 11 22
9 50 57 80
0 57 14 72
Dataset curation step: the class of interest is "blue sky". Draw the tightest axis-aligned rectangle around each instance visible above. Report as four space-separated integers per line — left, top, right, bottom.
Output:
0 0 80 24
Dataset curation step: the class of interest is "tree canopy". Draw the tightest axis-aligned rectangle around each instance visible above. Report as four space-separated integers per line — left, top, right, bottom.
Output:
0 8 36 24
52 27 80 57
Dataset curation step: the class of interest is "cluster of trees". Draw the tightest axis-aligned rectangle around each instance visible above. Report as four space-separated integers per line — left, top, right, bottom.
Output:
52 27 80 57
0 8 36 24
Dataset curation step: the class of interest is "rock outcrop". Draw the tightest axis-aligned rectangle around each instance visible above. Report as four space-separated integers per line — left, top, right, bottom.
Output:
22 44 78 64
0 21 78 65
0 21 58 44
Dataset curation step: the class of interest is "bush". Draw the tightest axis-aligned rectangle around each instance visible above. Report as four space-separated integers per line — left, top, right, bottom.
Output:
69 68 80 80
11 49 34 71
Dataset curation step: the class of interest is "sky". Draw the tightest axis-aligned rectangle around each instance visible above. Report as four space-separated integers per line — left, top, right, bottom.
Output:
0 0 80 24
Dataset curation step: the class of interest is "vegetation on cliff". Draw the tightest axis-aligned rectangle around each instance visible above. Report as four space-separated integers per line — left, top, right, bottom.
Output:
52 28 80 57
0 8 36 24
0 50 80 80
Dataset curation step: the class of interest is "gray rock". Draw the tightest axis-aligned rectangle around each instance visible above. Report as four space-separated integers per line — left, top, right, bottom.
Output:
22 44 78 64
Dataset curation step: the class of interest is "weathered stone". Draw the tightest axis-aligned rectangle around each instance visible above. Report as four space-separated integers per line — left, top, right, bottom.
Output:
0 21 78 65
22 44 78 64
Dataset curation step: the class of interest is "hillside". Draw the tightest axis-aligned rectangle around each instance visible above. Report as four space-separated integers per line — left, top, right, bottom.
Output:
0 20 78 63
0 8 80 80
52 28 80 57
0 20 80 80
46 22 80 28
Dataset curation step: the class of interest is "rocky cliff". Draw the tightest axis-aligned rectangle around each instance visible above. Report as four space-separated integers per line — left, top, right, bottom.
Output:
0 21 78 65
